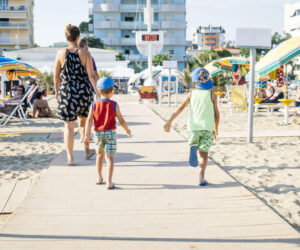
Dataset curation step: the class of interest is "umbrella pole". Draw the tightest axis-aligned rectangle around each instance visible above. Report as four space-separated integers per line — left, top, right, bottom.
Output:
248 48 256 143
285 64 288 99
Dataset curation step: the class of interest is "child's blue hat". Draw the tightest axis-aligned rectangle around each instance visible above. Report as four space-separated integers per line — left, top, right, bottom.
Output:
192 68 213 90
97 77 114 91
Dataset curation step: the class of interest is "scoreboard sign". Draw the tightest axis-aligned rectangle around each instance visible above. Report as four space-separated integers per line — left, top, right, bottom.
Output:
136 31 164 56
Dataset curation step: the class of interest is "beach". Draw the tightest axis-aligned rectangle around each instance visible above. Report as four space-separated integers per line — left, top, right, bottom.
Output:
0 94 299 232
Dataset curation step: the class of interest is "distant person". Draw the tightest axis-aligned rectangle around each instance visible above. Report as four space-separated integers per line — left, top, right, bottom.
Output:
78 38 99 142
232 65 246 85
31 92 52 118
53 24 98 166
0 85 26 114
164 68 220 186
84 77 131 189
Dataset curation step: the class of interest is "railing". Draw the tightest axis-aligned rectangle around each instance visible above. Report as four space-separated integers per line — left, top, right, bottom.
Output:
121 4 159 11
94 4 120 12
160 4 186 12
124 54 147 61
0 5 27 12
170 54 187 61
120 21 160 28
0 38 30 45
121 38 135 45
94 21 120 29
101 37 120 46
0 21 29 28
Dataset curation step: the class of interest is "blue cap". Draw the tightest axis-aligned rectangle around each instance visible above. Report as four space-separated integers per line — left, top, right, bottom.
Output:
192 68 213 90
97 77 114 91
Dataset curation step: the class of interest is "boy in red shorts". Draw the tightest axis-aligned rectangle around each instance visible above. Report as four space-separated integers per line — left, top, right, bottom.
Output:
84 77 131 189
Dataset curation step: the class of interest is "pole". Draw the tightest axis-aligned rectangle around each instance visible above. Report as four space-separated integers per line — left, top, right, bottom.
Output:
175 76 178 107
168 69 171 107
147 0 153 86
248 48 256 143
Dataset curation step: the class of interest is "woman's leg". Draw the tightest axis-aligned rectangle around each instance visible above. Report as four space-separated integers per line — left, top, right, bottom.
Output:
78 116 87 143
64 120 76 164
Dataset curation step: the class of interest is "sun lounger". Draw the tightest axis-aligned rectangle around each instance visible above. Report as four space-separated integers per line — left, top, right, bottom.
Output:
226 85 248 115
0 85 37 127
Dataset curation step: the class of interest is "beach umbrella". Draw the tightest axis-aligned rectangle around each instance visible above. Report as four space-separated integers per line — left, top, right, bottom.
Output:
0 57 24 71
251 37 300 80
204 61 224 77
213 57 250 72
7 63 39 77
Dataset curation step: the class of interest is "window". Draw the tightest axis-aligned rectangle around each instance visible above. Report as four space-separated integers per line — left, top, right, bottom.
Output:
291 9 300 17
168 49 174 54
125 35 130 38
124 49 130 55
125 16 134 22
0 0 8 10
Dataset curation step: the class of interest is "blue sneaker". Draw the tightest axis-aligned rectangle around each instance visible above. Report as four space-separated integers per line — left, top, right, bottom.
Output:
189 146 198 167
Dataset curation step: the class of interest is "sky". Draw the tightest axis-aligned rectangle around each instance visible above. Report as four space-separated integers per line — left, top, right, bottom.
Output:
34 0 297 47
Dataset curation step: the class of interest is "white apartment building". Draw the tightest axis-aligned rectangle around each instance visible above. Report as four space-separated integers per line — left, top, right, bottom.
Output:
192 25 225 50
0 0 34 54
284 2 300 37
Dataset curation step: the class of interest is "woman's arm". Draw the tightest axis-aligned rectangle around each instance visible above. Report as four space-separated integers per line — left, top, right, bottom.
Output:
53 50 62 99
164 93 190 132
33 101 37 118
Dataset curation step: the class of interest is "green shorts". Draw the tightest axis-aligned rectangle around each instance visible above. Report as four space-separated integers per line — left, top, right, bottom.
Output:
187 130 214 152
94 130 117 155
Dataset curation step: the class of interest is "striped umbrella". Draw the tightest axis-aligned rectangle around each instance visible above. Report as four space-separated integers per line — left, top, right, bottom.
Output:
8 63 39 77
253 37 300 80
213 57 250 71
204 61 224 77
0 57 24 71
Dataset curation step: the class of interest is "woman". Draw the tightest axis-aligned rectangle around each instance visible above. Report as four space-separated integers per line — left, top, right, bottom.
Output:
0 85 26 114
54 24 98 166
31 91 52 118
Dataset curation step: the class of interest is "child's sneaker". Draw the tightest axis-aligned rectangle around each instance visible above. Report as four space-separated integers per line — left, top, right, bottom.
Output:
189 146 198 167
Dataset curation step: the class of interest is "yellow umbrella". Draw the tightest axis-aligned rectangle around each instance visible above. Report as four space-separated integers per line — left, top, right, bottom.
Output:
213 57 250 71
204 61 224 77
253 37 300 79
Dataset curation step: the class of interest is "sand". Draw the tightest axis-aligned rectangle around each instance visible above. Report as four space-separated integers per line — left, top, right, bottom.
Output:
150 94 300 231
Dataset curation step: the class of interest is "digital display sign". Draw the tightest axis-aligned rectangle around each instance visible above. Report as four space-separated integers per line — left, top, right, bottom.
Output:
142 34 160 41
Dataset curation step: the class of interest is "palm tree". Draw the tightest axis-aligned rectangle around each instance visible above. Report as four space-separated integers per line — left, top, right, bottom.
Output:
98 69 113 78
178 64 192 88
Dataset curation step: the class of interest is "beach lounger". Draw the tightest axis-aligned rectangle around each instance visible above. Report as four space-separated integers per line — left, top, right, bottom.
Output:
0 85 37 127
227 85 248 115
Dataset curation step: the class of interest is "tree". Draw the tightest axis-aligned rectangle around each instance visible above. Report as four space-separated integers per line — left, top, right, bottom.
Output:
38 72 54 90
152 53 171 66
178 64 192 88
216 49 232 58
135 61 144 73
84 36 104 49
188 50 220 70
79 21 89 34
98 69 113 78
116 51 125 61
272 32 291 46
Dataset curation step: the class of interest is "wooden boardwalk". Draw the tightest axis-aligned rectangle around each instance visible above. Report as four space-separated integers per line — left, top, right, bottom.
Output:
0 103 299 249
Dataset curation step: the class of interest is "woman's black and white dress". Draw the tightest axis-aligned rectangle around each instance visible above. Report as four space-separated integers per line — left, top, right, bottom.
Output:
58 49 93 121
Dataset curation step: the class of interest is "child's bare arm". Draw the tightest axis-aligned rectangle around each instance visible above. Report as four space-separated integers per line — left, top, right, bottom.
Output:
164 93 190 132
116 104 131 137
212 93 220 141
84 106 94 147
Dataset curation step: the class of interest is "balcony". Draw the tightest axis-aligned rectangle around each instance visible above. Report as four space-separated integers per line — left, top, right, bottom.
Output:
94 4 120 12
121 4 159 12
170 54 186 62
160 4 186 12
0 38 30 45
121 37 135 45
161 21 186 29
121 21 160 28
101 37 120 46
0 22 29 29
164 37 186 45
0 5 27 19
94 21 120 29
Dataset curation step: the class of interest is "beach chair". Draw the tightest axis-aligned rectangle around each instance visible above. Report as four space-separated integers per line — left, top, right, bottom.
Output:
0 85 37 127
139 86 158 103
227 85 248 116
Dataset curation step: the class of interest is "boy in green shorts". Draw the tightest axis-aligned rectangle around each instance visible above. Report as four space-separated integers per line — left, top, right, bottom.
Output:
164 68 220 186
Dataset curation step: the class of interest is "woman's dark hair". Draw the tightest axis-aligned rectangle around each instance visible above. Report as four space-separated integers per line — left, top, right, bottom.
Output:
36 92 43 100
65 24 80 42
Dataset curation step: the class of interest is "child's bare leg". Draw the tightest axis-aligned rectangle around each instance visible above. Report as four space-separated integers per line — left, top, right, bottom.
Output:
199 151 208 183
105 153 114 188
96 152 105 182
